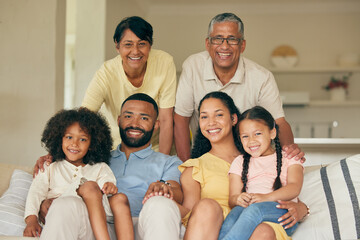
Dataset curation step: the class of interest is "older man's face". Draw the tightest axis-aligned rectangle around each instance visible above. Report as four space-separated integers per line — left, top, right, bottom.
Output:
206 21 246 73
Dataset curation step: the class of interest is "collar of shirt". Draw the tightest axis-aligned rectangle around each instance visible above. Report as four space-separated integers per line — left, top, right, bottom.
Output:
111 144 154 160
203 54 245 85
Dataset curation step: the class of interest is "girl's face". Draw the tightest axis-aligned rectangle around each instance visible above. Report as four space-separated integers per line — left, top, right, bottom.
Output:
116 29 151 73
62 122 91 166
199 98 237 145
238 119 276 158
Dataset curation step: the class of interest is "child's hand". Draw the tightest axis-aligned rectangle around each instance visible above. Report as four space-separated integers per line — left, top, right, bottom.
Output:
237 192 252 207
102 182 118 195
142 180 173 204
23 215 42 237
249 193 269 204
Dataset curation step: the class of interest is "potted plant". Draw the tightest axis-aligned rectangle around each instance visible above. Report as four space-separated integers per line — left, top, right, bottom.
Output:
324 73 351 101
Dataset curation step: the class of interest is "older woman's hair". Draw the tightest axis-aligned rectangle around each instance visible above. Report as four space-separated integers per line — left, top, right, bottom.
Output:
191 91 242 158
113 16 153 46
207 12 244 39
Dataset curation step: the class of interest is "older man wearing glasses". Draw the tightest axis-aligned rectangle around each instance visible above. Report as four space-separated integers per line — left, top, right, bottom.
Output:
174 13 305 162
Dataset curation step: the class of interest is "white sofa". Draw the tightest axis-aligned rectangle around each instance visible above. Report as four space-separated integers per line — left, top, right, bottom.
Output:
1 154 359 240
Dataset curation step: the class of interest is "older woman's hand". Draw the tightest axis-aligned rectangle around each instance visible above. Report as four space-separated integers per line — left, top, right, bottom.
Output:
276 199 308 229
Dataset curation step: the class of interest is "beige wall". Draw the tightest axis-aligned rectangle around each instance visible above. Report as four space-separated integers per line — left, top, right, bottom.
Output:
0 0 65 166
147 3 360 70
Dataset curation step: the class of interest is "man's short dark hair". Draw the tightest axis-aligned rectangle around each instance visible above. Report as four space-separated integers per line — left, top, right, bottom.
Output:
113 16 153 46
121 93 159 117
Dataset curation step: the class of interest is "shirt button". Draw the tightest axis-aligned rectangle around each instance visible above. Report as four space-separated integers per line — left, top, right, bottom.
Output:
74 174 77 177
75 168 78 171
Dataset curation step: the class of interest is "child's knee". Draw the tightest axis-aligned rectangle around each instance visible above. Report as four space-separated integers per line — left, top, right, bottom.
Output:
109 193 129 207
77 181 101 197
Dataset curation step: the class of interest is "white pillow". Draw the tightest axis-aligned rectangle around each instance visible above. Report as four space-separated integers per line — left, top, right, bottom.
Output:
0 169 33 236
293 154 360 240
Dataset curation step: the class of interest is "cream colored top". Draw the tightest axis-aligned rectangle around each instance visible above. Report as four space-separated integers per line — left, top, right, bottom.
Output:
82 49 177 150
24 160 116 219
175 51 284 138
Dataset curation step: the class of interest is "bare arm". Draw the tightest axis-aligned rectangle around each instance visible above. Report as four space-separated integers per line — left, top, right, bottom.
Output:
158 107 174 155
276 117 305 161
251 164 303 203
178 167 201 218
174 113 191 161
228 173 243 208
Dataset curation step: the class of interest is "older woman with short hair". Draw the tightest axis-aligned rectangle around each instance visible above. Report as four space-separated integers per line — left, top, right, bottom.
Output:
82 16 176 154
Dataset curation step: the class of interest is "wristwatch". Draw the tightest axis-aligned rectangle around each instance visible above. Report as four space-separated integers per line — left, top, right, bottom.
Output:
159 179 171 187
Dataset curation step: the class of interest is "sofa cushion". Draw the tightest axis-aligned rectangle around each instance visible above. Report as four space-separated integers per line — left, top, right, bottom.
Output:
293 154 360 240
0 169 33 236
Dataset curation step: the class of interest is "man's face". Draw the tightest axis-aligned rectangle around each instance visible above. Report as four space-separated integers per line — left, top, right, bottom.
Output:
206 21 246 73
118 100 159 148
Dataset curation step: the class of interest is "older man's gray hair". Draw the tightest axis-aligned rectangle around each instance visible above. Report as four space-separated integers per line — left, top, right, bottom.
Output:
208 13 245 39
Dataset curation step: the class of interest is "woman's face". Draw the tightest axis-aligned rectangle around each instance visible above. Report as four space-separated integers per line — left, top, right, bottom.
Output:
116 29 151 73
199 98 237 145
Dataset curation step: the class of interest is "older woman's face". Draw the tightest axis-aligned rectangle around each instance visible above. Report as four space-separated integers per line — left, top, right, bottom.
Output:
199 98 236 145
116 29 151 73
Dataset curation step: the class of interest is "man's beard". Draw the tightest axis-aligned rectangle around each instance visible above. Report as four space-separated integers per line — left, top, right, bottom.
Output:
119 126 154 148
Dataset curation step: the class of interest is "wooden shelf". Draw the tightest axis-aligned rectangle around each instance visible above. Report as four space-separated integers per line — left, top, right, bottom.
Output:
295 138 360 148
309 100 360 107
269 66 360 73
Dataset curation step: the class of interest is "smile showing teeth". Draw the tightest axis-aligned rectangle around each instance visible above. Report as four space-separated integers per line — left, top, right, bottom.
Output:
127 130 142 136
249 146 259 151
208 129 221 134
218 53 231 56
129 56 141 60
68 149 79 153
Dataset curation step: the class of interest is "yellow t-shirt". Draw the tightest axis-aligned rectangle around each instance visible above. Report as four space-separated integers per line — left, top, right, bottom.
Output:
179 152 291 240
82 49 177 150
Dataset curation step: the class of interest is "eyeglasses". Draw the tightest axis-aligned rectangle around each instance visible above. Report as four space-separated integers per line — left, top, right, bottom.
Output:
209 37 242 45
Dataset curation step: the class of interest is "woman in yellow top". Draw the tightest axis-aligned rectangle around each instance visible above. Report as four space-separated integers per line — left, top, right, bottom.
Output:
178 91 308 240
82 16 176 154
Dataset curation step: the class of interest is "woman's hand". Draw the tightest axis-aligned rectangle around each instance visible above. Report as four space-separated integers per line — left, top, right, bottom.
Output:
142 180 173 204
33 154 53 177
276 199 308 229
23 215 42 237
102 182 118 195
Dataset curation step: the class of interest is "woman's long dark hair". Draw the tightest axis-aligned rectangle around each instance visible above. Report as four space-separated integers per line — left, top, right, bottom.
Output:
238 106 282 192
191 91 241 158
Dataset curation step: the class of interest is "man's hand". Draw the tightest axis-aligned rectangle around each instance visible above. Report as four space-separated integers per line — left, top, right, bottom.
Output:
33 154 53 177
282 143 306 163
142 180 173 204
38 198 55 224
276 199 308 229
23 215 42 237
102 182 118 195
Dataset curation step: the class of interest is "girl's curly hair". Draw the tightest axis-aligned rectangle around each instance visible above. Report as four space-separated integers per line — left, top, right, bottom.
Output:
191 91 242 158
41 108 113 165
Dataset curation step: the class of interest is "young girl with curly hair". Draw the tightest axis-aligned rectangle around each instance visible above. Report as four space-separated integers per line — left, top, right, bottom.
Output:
23 108 134 240
218 106 303 240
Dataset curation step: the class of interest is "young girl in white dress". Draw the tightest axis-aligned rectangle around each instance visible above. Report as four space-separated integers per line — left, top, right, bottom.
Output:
23 108 134 240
